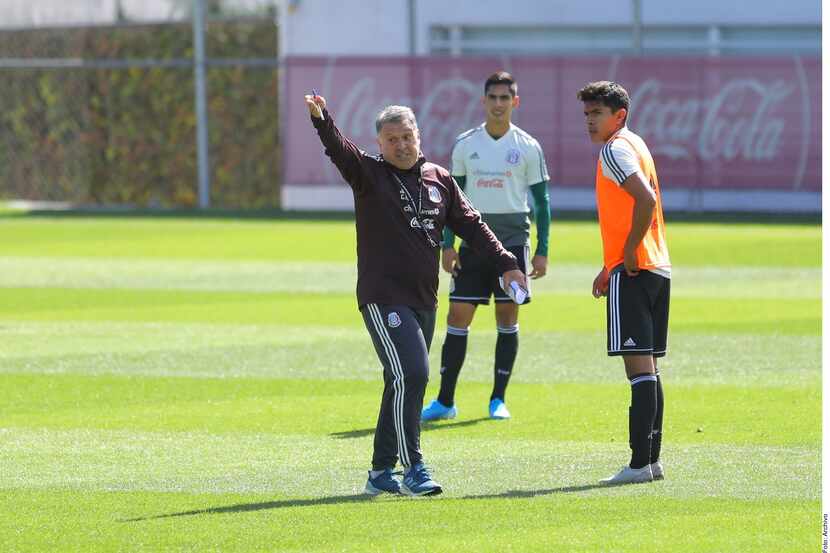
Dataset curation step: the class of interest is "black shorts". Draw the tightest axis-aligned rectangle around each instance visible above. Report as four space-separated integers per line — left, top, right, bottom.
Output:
449 244 531 305
606 268 670 357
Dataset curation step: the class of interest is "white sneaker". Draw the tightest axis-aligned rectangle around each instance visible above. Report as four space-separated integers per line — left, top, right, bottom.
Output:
600 464 653 485
650 461 664 480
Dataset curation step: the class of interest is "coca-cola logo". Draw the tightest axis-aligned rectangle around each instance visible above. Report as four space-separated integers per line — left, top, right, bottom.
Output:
476 178 504 188
630 78 794 162
292 56 817 192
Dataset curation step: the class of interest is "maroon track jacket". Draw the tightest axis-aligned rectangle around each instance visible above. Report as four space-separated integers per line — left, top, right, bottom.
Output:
311 110 518 310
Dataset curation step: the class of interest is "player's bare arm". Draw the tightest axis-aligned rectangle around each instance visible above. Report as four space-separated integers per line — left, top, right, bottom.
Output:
441 247 461 275
501 268 527 293
620 172 657 276
529 255 547 279
527 180 551 280
592 266 609 298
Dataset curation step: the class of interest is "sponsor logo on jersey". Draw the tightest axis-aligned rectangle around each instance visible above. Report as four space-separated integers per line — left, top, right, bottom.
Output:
421 207 440 215
476 178 504 188
469 152 480 160
410 217 421 228
426 185 442 203
388 312 402 328
506 148 521 165
422 218 436 230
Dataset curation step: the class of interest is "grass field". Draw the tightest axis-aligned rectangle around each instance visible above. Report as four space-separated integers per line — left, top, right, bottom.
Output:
0 212 820 552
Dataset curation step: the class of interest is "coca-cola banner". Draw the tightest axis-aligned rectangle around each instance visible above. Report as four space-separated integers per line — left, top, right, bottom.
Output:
285 56 820 195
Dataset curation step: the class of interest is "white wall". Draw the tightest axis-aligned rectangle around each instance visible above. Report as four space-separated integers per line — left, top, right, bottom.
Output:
0 0 273 28
2 0 117 28
279 0 821 56
0 0 195 28
2 0 820 46
281 0 409 56
642 0 820 25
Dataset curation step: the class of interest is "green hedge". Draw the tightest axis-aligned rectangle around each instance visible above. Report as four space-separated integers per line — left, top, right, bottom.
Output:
0 21 280 208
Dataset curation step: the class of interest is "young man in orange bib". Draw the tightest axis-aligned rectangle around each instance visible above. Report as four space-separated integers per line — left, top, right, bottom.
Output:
577 81 671 485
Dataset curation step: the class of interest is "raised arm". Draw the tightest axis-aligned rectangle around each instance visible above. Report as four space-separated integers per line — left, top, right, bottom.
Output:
305 93 367 192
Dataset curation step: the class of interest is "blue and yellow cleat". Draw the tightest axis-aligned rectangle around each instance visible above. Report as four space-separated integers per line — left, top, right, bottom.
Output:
421 399 457 422
401 463 443 496
364 468 402 495
488 398 511 419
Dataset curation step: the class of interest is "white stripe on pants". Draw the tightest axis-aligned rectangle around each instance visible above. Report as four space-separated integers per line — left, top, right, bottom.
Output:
366 303 410 467
610 272 621 351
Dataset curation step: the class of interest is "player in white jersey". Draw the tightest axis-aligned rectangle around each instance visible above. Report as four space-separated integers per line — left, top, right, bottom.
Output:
422 71 551 422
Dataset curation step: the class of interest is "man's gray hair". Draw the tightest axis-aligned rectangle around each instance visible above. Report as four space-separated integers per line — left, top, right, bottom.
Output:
375 105 418 134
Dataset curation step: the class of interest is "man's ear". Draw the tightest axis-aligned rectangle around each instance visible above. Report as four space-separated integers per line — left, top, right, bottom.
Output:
617 107 628 125
513 95 520 108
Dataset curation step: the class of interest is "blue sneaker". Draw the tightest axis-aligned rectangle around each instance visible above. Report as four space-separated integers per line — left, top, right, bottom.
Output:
421 399 457 422
489 398 511 419
401 463 442 496
364 469 402 495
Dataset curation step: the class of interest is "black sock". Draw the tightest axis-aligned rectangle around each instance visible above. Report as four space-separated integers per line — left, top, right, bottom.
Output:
628 373 657 469
437 326 468 407
651 370 664 464
491 324 518 401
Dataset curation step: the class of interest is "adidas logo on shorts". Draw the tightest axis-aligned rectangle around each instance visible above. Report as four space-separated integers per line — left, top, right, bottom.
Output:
624 337 637 347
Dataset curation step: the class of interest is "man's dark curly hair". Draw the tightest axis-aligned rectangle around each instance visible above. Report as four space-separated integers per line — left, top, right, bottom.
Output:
576 81 630 114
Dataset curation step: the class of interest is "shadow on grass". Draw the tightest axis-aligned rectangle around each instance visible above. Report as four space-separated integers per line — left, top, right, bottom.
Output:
122 482 615 522
121 494 375 522
461 482 612 500
329 417 492 439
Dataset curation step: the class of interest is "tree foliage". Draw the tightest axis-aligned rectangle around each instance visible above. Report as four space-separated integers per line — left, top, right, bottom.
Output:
0 21 280 208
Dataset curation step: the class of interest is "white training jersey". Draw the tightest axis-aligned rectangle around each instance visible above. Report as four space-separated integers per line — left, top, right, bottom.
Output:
451 123 549 214
599 127 648 186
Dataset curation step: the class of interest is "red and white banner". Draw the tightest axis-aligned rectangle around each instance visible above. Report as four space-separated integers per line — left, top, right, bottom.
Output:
283 56 820 210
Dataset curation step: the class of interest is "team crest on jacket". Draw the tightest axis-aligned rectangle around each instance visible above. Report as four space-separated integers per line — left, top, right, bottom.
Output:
426 185 442 203
388 312 402 328
505 148 521 165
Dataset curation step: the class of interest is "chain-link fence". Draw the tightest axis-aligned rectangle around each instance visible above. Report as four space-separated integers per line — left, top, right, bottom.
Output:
0 16 280 208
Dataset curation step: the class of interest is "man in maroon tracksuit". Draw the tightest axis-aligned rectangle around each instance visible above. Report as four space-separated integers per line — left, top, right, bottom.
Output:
305 93 526 496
